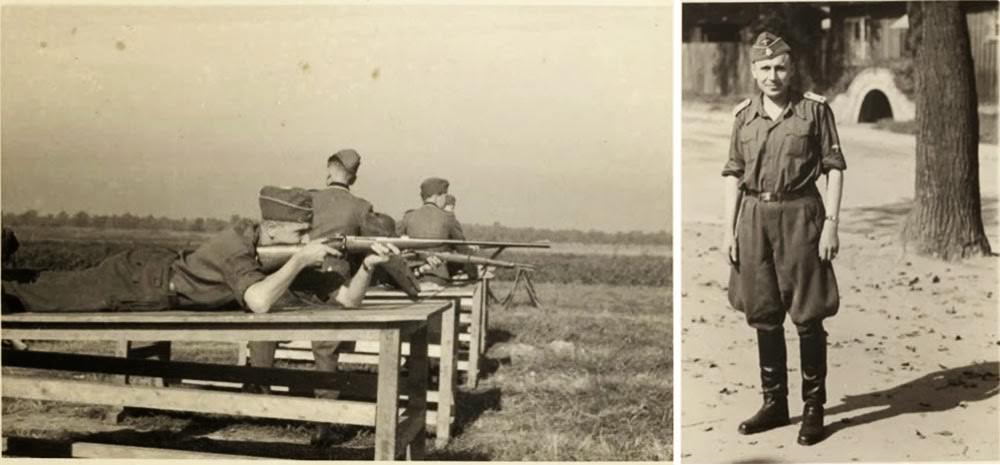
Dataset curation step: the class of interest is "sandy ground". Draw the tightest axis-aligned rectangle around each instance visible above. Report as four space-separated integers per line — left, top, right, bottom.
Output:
680 102 1000 463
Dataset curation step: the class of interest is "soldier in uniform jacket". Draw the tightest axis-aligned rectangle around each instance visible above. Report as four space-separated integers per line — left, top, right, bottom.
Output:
722 32 846 446
398 177 477 284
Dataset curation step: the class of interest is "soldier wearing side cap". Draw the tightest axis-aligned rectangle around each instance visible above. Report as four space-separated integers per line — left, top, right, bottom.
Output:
247 149 380 446
722 32 846 446
399 178 477 284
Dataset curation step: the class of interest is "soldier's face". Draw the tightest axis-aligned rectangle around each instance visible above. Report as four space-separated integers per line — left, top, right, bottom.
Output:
752 54 792 99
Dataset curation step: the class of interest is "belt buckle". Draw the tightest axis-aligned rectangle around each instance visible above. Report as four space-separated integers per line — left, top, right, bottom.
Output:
760 192 775 202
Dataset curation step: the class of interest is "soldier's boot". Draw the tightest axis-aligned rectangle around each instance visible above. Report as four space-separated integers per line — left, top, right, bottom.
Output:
797 325 827 446
738 328 790 435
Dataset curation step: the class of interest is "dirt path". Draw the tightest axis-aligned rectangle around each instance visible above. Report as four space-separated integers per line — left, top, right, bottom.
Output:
680 102 1000 463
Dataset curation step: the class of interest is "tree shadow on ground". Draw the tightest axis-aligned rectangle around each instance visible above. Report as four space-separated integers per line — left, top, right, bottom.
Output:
841 196 998 238
796 361 998 441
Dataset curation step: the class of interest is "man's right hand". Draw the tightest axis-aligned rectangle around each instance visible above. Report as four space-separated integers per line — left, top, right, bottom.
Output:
292 239 342 267
723 232 738 266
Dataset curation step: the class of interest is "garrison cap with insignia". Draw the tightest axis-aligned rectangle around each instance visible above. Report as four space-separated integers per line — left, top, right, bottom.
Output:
750 32 791 62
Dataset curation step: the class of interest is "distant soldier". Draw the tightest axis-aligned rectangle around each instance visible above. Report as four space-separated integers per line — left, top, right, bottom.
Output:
722 32 846 446
443 194 457 213
399 178 477 284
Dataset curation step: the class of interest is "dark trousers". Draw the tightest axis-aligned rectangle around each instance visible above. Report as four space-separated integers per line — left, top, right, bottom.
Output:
2 248 177 312
728 193 840 331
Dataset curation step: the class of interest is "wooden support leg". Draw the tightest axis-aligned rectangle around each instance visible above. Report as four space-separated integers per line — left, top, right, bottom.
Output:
435 301 457 447
477 280 490 353
524 272 543 309
407 323 429 460
106 339 131 423
467 290 483 389
375 329 402 461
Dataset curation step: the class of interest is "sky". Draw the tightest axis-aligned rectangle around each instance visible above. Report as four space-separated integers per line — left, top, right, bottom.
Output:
1 3 671 233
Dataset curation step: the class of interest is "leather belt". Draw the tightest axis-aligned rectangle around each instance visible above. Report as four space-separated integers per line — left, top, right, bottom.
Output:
744 188 815 202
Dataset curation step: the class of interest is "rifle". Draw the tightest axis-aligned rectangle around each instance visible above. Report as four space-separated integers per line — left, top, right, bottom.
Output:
402 250 535 270
257 235 549 271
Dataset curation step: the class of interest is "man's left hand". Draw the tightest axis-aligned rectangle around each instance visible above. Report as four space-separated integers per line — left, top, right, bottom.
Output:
364 242 402 268
819 222 839 262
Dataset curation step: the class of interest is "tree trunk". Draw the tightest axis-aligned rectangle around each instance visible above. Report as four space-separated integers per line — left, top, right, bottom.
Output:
902 2 991 260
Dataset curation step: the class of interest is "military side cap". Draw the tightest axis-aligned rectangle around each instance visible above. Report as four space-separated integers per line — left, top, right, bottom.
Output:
750 32 791 62
420 177 450 198
259 185 313 223
444 194 456 207
329 149 361 174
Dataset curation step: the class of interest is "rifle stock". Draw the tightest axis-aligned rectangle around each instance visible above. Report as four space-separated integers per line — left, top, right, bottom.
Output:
257 235 549 272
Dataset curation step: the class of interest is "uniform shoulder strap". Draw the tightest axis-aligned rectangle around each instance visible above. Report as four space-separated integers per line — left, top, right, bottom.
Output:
732 98 752 118
803 91 827 104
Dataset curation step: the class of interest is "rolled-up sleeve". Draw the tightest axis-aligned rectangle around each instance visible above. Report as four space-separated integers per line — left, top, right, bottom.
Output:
225 253 266 309
818 105 847 172
721 117 745 178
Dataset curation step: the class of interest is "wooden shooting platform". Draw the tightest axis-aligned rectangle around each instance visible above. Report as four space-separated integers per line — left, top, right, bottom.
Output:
1 302 448 461
250 279 493 448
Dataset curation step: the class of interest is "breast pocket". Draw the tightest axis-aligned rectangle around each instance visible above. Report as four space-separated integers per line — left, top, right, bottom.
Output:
782 124 813 158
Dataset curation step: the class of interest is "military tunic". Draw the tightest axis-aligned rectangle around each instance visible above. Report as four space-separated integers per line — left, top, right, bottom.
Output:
723 91 847 331
399 203 471 283
3 219 265 312
250 185 373 389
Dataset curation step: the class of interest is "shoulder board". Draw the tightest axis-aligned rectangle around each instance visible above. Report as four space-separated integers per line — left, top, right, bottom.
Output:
804 92 826 104
732 98 751 118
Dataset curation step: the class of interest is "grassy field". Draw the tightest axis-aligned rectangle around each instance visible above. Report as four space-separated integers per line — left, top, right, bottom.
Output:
1 230 671 460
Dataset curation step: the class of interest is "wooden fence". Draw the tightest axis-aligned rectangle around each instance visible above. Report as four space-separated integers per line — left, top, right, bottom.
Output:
682 43 755 97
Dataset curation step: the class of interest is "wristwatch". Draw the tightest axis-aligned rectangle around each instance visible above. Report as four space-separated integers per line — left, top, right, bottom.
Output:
824 215 839 224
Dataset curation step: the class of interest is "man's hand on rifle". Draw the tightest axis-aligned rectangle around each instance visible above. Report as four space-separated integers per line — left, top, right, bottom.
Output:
362 242 402 269
292 239 343 268
415 255 443 275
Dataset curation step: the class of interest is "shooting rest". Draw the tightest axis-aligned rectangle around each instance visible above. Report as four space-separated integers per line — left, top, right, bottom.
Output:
1 302 448 460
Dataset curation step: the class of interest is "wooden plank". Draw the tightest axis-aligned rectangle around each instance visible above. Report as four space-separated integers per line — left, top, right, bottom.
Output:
404 324 428 460
436 300 457 447
1 302 448 324
466 280 484 389
1 349 378 392
2 327 384 343
2 375 378 426
71 442 266 459
374 328 402 461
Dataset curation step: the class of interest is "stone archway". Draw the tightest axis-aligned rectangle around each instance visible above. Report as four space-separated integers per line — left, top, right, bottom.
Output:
858 89 894 122
828 67 916 123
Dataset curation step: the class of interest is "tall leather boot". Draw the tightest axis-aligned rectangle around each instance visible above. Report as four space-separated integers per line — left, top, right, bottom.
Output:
797 325 827 445
738 328 790 434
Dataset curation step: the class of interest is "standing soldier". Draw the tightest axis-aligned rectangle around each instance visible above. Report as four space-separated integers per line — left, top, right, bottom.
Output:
399 178 476 284
248 148 375 446
722 32 846 446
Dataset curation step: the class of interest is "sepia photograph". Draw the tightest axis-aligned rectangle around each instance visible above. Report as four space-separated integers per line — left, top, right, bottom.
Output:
680 1 998 463
0 1 672 460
